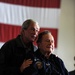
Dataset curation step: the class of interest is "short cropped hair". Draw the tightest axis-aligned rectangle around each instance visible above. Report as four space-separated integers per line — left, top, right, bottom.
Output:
22 19 38 29
37 30 51 43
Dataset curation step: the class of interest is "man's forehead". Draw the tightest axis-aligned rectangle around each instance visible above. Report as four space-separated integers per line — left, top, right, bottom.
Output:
42 33 54 39
29 24 40 29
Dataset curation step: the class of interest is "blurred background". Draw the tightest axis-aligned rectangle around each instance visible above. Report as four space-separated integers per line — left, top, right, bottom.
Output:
0 0 75 74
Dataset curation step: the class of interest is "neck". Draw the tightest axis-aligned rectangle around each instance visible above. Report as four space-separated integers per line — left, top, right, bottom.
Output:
40 50 51 59
45 53 51 59
21 35 30 44
20 35 32 48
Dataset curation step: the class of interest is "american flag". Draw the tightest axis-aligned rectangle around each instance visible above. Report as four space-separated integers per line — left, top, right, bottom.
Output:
0 0 61 50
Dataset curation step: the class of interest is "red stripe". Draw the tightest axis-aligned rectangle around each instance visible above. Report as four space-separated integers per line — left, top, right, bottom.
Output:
0 0 61 8
0 23 58 48
0 23 21 42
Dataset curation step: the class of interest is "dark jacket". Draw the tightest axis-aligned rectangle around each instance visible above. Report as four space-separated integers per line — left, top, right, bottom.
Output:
0 35 37 75
22 49 69 75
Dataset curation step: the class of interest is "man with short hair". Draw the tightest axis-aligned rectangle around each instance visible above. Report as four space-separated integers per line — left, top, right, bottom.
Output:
34 30 69 75
0 19 40 75
23 30 69 75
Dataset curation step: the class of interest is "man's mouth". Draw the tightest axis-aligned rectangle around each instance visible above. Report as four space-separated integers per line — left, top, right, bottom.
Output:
31 35 36 38
47 46 52 48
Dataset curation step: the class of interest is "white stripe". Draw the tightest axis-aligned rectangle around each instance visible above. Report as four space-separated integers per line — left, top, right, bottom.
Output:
0 42 4 48
0 42 57 53
0 2 60 28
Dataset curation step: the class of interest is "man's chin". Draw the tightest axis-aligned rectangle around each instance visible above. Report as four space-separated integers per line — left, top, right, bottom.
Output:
46 50 52 55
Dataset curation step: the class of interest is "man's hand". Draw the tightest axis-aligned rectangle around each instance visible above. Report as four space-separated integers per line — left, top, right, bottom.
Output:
20 59 33 72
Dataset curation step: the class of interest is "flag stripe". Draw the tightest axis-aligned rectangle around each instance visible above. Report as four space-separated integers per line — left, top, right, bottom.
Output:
0 0 60 8
0 41 58 52
0 23 21 42
0 23 58 48
0 3 60 28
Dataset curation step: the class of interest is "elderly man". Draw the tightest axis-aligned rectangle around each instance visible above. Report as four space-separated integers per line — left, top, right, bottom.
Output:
20 30 69 75
0 19 40 75
34 30 69 75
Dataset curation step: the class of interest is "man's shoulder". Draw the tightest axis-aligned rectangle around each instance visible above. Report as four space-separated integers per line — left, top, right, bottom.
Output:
1 35 20 48
51 54 63 62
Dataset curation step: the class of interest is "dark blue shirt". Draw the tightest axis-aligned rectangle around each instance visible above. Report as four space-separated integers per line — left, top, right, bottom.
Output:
23 49 69 75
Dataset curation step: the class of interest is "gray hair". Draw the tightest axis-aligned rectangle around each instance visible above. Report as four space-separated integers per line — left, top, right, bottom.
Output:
22 19 38 29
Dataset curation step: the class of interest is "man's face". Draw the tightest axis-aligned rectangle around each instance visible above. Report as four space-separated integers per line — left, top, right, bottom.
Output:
23 22 40 43
38 33 54 55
